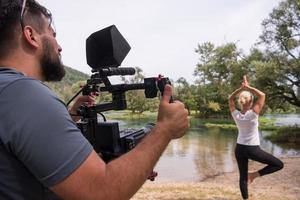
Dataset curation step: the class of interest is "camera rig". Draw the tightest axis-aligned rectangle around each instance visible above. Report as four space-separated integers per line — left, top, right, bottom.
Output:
67 25 172 162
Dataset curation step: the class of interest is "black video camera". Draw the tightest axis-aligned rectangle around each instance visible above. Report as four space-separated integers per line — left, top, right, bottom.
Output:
68 25 172 162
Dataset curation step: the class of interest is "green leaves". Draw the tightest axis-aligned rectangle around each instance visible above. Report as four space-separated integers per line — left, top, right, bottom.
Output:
257 0 300 108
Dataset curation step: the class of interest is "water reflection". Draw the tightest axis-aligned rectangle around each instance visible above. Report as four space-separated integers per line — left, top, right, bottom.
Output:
155 127 237 182
118 117 300 182
260 131 300 155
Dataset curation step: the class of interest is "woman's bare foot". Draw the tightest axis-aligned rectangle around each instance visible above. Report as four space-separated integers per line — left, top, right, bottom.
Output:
248 171 259 184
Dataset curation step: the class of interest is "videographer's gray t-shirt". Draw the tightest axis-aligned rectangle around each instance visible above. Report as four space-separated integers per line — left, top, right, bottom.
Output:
0 68 93 199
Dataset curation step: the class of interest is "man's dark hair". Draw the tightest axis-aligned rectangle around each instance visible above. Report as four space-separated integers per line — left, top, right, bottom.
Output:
0 0 52 58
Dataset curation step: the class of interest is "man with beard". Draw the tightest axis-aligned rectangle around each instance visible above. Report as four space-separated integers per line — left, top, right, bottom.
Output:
0 0 189 200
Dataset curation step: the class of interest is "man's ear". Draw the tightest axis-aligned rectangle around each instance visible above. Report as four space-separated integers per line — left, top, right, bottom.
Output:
22 26 41 49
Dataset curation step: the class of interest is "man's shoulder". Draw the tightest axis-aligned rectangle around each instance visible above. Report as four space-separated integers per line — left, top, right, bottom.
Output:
0 67 50 96
0 67 27 82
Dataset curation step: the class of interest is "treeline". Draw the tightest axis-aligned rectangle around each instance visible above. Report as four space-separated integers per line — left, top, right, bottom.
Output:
47 0 299 118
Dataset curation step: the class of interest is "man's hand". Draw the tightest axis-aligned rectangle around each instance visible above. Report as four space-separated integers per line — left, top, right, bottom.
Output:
68 93 98 122
156 84 189 140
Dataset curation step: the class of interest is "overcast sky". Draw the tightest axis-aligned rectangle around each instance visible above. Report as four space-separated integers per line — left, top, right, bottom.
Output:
39 0 282 83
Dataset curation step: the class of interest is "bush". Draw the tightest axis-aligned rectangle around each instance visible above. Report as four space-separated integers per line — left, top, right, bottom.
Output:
265 126 300 144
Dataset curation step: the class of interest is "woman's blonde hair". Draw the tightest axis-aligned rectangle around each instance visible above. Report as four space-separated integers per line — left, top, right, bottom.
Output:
238 91 253 108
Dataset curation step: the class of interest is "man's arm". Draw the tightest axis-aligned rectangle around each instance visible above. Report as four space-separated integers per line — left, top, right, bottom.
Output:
51 85 189 200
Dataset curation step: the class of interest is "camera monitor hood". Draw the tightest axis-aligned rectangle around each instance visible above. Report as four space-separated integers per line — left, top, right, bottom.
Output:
86 25 131 69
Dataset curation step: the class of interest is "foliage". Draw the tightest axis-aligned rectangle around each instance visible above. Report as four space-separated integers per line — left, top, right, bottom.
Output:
257 0 300 108
174 77 197 114
193 42 245 117
190 0 300 116
265 126 300 144
207 101 221 112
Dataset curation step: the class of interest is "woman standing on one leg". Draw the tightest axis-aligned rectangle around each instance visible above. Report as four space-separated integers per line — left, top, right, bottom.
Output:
229 76 284 200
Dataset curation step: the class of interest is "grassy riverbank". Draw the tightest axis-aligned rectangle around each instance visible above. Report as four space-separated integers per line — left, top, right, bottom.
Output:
104 110 278 131
105 111 299 146
195 117 277 131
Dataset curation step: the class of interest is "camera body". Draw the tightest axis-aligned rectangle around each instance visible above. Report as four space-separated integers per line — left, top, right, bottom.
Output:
78 120 155 161
71 25 172 162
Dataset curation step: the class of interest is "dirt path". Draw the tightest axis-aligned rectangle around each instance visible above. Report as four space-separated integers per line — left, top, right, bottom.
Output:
132 157 300 200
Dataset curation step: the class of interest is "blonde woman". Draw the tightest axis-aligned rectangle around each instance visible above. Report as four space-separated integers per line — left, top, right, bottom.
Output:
229 76 283 200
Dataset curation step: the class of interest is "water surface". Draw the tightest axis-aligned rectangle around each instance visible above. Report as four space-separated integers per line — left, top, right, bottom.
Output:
118 114 300 182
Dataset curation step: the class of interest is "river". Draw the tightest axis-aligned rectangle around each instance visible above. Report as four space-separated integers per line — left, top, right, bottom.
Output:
117 114 300 182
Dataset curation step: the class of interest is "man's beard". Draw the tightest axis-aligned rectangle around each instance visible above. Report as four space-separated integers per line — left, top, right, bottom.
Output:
40 38 65 82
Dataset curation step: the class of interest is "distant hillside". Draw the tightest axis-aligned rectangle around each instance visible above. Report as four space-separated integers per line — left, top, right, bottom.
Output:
45 66 90 103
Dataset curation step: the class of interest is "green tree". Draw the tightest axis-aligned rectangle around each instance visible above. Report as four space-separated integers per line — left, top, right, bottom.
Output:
193 42 245 117
257 0 300 108
174 77 197 115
